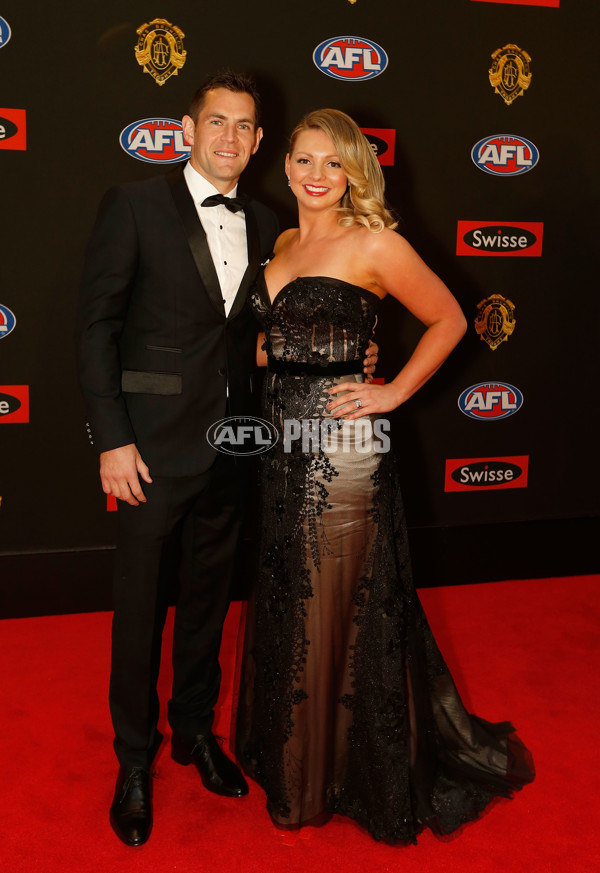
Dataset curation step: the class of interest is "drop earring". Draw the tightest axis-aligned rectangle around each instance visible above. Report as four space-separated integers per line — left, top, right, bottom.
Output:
287 177 290 187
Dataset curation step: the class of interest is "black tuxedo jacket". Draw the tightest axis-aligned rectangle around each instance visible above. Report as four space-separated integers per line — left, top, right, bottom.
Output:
78 165 279 477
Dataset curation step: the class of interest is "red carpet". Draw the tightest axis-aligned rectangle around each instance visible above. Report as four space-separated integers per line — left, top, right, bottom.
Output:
1 575 598 872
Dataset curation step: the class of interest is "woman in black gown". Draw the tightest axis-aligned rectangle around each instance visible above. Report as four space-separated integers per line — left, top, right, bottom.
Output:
234 108 534 843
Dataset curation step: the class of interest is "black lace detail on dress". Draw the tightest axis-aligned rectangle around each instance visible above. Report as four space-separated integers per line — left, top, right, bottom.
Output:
234 275 534 843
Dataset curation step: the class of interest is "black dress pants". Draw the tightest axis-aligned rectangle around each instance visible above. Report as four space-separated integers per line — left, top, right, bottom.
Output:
109 452 248 769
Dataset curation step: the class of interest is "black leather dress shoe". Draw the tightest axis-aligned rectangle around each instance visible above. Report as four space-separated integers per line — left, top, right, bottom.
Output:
109 766 153 846
171 732 248 798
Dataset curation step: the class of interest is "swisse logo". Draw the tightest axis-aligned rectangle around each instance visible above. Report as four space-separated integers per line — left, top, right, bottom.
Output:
361 128 395 166
0 392 21 415
120 118 190 163
472 135 539 176
0 17 11 49
467 226 535 249
0 303 16 339
445 455 529 492
456 221 543 257
472 1 559 7
0 386 29 423
207 416 279 456
0 108 26 150
313 37 388 81
458 382 524 420
0 116 17 139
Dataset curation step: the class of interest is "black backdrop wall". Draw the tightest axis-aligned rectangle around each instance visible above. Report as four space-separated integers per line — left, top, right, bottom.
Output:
1 0 598 617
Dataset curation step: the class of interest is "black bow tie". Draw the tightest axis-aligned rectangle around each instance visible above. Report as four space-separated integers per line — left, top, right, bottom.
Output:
201 193 248 213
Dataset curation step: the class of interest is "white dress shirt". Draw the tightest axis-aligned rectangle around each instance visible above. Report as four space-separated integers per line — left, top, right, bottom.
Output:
183 161 248 317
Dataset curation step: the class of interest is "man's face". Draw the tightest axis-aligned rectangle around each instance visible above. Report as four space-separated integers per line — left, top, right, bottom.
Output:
182 88 263 193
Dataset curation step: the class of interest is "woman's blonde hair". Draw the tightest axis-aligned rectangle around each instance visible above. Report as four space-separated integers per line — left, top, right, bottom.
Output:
288 108 397 233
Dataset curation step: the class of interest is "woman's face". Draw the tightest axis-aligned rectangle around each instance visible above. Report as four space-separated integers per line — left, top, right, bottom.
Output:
285 128 348 211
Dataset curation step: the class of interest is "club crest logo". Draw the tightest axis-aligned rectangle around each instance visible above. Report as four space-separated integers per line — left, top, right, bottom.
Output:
134 18 186 86
489 44 532 105
475 294 516 350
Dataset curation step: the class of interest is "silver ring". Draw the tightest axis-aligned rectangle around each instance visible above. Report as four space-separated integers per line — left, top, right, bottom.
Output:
355 398 363 409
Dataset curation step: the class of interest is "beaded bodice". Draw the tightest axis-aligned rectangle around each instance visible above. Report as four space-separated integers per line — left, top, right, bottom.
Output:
251 274 379 367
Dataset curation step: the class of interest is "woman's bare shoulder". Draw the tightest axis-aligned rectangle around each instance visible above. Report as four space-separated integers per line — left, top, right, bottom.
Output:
273 227 298 254
363 225 413 254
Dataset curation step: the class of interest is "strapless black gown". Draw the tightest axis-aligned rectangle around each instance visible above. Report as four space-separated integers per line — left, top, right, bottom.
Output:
233 274 534 843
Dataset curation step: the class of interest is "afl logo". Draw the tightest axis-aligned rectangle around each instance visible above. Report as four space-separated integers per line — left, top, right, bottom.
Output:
0 17 11 48
0 303 16 339
207 416 279 456
472 135 539 176
458 382 523 420
119 118 190 164
313 36 388 81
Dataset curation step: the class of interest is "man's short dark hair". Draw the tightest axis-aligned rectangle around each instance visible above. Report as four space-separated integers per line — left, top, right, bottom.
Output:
188 70 261 126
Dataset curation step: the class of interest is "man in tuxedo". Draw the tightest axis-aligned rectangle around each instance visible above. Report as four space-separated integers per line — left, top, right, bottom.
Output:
78 71 279 846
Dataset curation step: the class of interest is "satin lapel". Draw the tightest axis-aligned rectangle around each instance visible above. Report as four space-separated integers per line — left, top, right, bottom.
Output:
167 166 225 318
228 200 261 321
